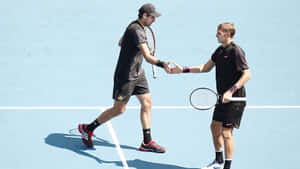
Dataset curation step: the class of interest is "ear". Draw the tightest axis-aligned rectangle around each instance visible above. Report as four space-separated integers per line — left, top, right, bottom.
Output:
142 13 148 19
225 33 231 38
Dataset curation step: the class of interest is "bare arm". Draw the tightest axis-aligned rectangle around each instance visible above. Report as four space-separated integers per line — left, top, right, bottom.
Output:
190 60 215 73
138 43 171 72
170 59 215 74
222 69 251 103
138 43 157 64
234 69 251 88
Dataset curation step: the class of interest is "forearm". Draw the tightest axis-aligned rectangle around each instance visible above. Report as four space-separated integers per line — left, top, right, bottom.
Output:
138 43 166 67
235 69 251 87
144 53 158 64
190 65 204 73
143 54 164 67
183 60 215 73
229 69 251 93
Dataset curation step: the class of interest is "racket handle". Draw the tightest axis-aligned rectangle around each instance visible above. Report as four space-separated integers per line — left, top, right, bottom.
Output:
230 97 247 101
152 65 157 79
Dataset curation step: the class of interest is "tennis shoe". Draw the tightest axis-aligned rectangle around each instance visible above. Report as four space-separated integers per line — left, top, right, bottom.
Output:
201 160 223 169
78 124 93 147
139 140 166 153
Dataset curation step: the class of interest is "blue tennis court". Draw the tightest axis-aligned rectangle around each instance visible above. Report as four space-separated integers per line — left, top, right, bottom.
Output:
1 0 300 169
1 108 299 169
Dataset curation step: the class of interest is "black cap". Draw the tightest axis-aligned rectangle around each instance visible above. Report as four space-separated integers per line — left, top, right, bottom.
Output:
139 3 161 17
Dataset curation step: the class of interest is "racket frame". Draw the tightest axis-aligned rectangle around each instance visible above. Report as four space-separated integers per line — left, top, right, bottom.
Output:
189 87 247 110
145 26 157 79
189 87 218 110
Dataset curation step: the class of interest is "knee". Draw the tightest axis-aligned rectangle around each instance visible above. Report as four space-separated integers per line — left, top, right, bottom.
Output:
113 106 126 116
141 98 152 111
222 129 233 140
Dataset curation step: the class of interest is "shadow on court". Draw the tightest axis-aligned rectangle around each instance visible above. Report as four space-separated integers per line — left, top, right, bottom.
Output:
44 133 199 169
44 132 138 151
112 159 200 169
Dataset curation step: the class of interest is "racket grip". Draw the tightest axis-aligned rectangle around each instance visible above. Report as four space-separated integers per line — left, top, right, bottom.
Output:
230 97 247 101
152 65 157 78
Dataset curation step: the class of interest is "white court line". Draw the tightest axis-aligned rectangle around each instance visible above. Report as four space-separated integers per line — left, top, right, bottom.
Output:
0 105 300 110
106 121 129 169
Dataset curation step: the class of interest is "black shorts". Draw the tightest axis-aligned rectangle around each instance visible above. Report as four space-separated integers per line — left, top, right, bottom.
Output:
113 72 149 102
212 87 246 129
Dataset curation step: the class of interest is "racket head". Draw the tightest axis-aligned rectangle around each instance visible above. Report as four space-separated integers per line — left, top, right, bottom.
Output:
189 88 219 110
145 26 157 78
144 26 155 55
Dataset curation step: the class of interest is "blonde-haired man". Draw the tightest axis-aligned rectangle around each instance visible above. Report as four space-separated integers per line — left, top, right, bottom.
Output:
170 23 251 169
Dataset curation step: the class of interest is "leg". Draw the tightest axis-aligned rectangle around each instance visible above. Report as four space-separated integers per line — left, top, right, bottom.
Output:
201 121 224 169
136 93 152 129
96 100 128 124
211 120 224 152
136 93 165 153
78 101 127 148
222 126 234 169
137 93 152 143
79 78 134 148
201 107 226 168
222 127 234 159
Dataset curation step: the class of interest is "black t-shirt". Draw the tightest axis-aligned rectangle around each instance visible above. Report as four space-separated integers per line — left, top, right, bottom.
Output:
114 20 147 82
211 42 249 94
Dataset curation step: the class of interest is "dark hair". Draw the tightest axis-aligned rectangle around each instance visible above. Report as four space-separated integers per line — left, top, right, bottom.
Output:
138 12 145 19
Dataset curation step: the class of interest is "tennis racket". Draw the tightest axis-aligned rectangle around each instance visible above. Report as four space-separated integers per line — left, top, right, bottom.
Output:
144 26 157 79
189 87 246 110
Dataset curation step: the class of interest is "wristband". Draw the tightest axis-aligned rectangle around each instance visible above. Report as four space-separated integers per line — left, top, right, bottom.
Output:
230 84 240 94
182 67 191 73
155 60 165 68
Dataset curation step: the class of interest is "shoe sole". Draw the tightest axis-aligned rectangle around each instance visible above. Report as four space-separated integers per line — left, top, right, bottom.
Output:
139 147 165 153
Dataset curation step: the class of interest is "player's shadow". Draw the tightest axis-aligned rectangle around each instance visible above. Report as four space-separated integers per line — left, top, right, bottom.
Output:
45 133 137 164
44 132 138 152
112 159 200 169
44 133 199 169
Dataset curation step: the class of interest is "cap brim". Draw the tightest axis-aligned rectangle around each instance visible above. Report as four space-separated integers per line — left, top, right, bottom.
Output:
150 12 161 17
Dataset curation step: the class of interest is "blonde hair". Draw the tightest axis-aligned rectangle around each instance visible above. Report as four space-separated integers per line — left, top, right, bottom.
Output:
218 22 235 38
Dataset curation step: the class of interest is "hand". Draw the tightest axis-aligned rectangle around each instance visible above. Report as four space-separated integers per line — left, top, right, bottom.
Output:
222 90 233 103
163 62 171 73
170 62 183 74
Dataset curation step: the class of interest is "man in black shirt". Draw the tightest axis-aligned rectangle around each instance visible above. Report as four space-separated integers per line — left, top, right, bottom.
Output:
78 3 170 153
170 23 251 169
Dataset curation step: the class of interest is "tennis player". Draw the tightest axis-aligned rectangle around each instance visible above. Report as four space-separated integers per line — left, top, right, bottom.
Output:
78 3 170 153
170 23 251 169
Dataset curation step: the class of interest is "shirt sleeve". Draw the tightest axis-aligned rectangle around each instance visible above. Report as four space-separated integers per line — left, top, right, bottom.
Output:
234 47 249 71
211 47 221 63
133 29 147 47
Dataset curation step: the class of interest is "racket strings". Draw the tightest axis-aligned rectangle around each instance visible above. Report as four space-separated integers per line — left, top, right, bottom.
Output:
144 26 157 78
144 27 155 54
190 89 217 109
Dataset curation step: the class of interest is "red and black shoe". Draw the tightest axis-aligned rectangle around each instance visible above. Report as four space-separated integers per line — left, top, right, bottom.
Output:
78 124 93 147
139 140 166 153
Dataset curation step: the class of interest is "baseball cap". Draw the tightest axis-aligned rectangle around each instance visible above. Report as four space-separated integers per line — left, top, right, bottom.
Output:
139 3 161 17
